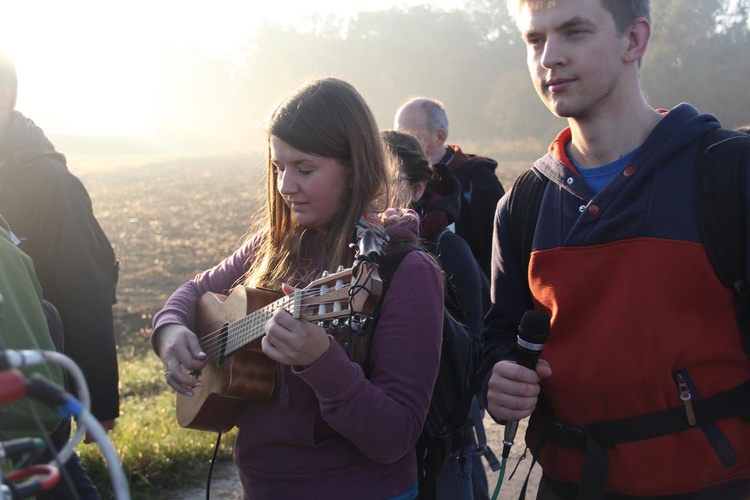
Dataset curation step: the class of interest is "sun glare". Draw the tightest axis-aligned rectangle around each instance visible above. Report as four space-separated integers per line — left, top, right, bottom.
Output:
2 0 464 139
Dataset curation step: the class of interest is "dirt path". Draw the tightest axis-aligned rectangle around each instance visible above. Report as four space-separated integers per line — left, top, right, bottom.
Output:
161 414 540 499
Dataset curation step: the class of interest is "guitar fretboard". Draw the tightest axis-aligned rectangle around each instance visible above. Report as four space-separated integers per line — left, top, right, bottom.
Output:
222 294 297 358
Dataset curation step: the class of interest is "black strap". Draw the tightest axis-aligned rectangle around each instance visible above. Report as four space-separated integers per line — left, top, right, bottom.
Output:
695 128 750 351
544 381 750 499
451 158 484 192
549 381 750 449
507 167 548 300
506 167 549 499
517 424 551 500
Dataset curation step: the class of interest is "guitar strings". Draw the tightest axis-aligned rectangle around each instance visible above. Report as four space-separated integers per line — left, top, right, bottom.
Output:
198 294 351 359
197 288 360 360
198 299 290 359
198 261 380 358
197 293 293 358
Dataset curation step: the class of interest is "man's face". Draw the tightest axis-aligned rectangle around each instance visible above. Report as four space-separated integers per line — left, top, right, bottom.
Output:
517 0 628 120
394 105 443 163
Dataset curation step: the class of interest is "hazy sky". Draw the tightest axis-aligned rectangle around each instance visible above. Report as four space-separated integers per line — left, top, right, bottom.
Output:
2 0 465 138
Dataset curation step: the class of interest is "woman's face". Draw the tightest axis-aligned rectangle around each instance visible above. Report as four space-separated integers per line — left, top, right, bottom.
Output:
271 136 351 228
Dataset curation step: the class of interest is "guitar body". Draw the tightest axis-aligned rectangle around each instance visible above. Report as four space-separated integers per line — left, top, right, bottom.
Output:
174 264 381 433
176 286 281 432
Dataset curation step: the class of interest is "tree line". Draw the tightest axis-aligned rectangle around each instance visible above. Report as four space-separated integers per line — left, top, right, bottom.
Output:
148 0 750 160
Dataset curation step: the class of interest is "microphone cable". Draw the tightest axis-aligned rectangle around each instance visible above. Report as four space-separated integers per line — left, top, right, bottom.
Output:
490 455 508 500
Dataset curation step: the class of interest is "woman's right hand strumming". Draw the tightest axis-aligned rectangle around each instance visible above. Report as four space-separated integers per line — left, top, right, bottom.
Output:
156 324 207 397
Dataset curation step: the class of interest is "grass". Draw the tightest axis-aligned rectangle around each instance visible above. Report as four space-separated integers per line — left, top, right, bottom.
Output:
77 331 238 499
68 155 256 499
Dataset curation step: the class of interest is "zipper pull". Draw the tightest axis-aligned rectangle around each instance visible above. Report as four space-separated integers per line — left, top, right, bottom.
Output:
677 373 697 426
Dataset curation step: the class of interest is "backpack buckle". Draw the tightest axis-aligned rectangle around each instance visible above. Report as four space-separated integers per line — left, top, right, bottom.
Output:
547 420 587 450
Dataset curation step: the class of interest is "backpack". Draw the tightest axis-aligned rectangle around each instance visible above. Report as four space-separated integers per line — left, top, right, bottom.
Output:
375 240 488 499
507 127 750 345
694 128 750 349
451 157 505 315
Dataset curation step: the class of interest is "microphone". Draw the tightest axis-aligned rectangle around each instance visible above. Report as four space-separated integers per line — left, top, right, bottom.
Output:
502 310 551 459
0 349 47 370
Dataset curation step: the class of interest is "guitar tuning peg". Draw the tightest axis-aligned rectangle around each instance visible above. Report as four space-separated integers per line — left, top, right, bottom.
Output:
337 265 345 272
358 316 373 336
322 270 330 277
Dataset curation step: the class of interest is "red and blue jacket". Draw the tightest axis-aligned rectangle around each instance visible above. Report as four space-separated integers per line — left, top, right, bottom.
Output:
483 103 750 497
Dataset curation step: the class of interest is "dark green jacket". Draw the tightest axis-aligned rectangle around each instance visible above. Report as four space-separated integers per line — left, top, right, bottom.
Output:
0 226 64 440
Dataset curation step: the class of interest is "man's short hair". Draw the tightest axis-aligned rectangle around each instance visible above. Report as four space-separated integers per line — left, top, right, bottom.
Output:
509 0 650 36
407 97 450 137
0 51 17 86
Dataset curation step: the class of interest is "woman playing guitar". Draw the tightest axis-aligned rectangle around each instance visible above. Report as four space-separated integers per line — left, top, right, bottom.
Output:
151 78 444 499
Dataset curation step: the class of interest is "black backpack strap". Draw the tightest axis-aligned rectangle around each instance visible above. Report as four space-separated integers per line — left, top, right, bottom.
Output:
452 159 482 191
543 380 750 499
426 227 450 253
695 128 750 352
508 167 548 298
428 228 468 325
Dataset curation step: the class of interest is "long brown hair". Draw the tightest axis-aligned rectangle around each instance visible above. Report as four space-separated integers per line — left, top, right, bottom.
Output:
244 78 390 289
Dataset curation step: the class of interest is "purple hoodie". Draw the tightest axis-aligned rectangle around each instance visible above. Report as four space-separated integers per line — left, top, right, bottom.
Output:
152 210 443 499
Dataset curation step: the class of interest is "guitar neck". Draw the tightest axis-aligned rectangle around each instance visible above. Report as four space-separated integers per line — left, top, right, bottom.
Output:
216 264 379 359
224 294 298 357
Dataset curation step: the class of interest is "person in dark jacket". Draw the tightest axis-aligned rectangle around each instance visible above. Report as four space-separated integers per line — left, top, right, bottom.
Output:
394 97 505 284
0 50 119 500
383 129 496 500
383 129 483 340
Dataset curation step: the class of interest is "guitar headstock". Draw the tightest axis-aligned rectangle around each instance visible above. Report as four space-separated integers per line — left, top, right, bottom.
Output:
289 262 383 330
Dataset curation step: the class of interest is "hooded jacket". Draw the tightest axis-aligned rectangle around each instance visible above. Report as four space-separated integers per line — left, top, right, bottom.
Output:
441 144 505 280
483 104 750 497
417 163 483 339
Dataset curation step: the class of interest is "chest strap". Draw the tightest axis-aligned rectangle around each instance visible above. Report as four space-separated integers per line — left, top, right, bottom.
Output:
543 380 750 499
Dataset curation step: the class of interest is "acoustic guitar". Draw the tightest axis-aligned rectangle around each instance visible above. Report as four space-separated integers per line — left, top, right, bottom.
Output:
176 263 382 432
